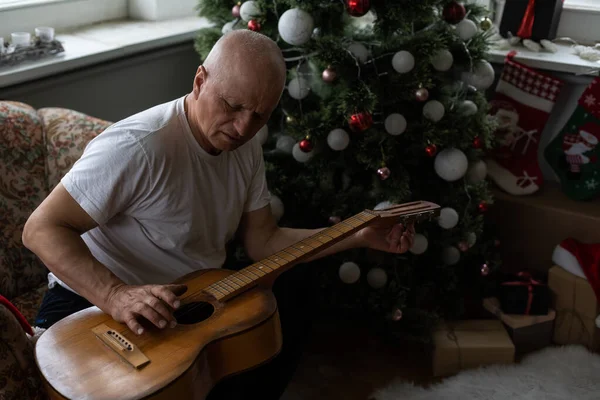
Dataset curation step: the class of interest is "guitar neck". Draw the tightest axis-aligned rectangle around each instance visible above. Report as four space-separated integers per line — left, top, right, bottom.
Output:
202 211 378 302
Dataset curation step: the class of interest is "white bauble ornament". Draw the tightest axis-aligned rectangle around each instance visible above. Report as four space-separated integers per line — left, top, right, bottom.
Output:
423 100 445 122
431 49 453 72
467 232 477 247
292 143 313 162
410 234 428 255
434 148 468 182
438 207 459 229
374 201 393 210
288 77 310 100
392 51 415 73
278 8 314 46
442 246 461 265
255 124 268 145
339 262 361 284
462 60 495 90
240 1 260 21
327 128 350 151
467 159 487 183
269 194 284 221
456 19 478 41
276 135 295 154
367 268 388 289
347 42 369 63
458 100 478 116
222 21 236 34
384 113 407 136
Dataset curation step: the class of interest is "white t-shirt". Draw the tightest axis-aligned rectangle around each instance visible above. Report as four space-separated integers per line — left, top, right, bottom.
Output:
48 95 271 293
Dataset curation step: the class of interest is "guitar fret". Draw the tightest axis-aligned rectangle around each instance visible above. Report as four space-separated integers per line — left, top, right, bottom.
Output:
243 268 261 279
262 259 280 270
268 256 286 266
354 212 373 222
225 278 242 289
276 250 296 262
240 269 259 281
230 274 248 286
210 283 229 295
220 279 238 291
215 281 233 294
324 227 344 238
292 242 312 252
250 265 267 276
311 234 331 244
284 247 305 257
256 262 274 272
204 287 221 298
302 238 322 248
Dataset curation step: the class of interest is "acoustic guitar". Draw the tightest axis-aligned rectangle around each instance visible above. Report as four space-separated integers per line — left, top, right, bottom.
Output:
35 200 440 400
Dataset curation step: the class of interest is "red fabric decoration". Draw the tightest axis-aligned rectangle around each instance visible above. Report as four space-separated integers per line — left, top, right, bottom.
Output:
558 238 600 303
500 271 544 315
0 294 34 336
517 0 537 39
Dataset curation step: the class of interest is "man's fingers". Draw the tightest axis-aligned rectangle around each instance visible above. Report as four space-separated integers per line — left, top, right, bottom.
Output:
134 303 168 329
124 313 145 336
146 296 175 326
400 235 410 253
152 285 187 309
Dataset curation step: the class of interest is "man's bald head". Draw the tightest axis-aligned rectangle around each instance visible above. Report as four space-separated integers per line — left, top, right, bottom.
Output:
202 30 286 93
185 30 288 154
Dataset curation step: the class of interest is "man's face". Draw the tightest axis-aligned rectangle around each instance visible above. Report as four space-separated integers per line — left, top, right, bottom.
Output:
193 64 282 153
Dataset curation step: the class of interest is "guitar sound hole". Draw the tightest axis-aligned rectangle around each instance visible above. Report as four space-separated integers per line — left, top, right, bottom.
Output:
173 301 215 325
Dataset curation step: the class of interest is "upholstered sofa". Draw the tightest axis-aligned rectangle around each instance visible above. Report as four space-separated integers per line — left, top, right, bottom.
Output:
0 101 112 399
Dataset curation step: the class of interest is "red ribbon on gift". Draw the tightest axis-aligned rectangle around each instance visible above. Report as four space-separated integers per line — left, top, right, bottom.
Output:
517 0 536 39
500 271 544 315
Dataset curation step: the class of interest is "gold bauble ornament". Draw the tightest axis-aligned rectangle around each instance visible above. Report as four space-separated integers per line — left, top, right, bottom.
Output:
286 115 295 123
480 17 493 31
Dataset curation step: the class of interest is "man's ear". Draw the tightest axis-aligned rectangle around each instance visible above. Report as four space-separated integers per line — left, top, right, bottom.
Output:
192 65 207 99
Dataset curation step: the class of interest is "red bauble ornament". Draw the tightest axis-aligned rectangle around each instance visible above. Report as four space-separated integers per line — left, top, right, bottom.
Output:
415 87 429 102
346 0 371 17
458 241 469 252
322 66 337 83
377 167 391 180
232 3 241 18
425 144 437 157
299 138 313 152
481 263 490 276
348 111 373 132
478 201 488 213
328 216 341 225
248 19 261 31
473 136 482 149
443 1 466 24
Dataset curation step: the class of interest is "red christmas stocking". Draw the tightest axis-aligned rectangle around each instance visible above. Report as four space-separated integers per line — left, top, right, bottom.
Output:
485 52 564 195
0 294 33 335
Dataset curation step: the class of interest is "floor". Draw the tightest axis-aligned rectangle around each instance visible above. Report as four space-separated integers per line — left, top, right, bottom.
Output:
281 318 440 400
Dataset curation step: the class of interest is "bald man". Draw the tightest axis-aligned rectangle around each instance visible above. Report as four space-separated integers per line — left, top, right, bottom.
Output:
24 30 414 399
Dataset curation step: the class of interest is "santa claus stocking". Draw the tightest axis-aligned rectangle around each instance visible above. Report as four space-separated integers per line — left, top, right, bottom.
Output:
552 238 600 328
486 52 564 195
544 77 600 201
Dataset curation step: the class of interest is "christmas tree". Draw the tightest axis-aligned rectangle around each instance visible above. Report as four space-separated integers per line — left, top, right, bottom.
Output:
194 0 502 342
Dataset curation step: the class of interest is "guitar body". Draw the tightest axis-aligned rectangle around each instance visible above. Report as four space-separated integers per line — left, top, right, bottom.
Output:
35 268 282 400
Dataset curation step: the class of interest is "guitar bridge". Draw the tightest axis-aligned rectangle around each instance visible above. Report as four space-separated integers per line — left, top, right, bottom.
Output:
92 324 150 369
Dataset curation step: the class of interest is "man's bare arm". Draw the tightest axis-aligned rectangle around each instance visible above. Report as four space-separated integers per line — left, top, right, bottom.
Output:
22 183 185 334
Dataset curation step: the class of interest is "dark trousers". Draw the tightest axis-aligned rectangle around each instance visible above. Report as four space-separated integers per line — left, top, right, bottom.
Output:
34 267 313 400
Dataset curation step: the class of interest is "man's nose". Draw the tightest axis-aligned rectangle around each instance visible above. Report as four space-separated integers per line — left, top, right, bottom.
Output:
234 113 254 137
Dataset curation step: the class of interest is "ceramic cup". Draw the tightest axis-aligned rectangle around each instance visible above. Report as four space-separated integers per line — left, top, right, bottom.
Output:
11 32 31 47
35 27 54 42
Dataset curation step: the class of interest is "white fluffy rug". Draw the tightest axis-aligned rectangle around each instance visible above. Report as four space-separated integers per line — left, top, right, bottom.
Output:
371 345 600 400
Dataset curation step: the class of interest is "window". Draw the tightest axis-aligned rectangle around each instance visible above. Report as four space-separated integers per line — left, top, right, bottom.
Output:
564 0 600 11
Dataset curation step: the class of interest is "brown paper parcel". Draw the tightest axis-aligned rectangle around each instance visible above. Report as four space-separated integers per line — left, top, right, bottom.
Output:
432 320 515 377
548 266 600 351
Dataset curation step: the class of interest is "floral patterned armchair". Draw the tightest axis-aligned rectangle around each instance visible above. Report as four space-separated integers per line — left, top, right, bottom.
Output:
0 101 112 399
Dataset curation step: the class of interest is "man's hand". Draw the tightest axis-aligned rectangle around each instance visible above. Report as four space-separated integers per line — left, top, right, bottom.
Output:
354 222 415 254
105 284 188 335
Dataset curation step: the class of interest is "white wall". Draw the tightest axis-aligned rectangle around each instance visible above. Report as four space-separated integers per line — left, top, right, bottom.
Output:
0 41 200 122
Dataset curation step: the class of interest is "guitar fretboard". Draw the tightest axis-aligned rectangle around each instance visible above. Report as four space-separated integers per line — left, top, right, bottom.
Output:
203 211 377 301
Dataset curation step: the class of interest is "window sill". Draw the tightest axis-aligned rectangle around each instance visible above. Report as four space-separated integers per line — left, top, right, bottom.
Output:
488 43 600 77
0 15 213 89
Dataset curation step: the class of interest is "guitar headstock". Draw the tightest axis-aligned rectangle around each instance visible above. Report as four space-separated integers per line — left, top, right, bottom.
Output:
366 201 441 225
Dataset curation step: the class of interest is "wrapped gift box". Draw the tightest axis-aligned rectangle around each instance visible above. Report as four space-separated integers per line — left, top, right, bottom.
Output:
483 297 555 355
548 266 600 352
498 272 550 315
432 320 515 377
498 0 564 41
